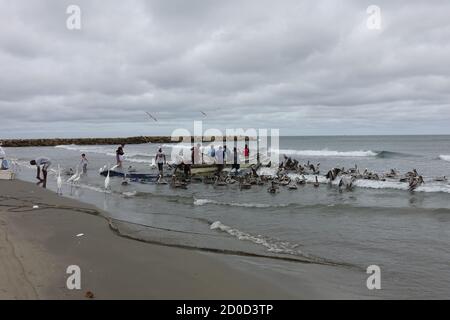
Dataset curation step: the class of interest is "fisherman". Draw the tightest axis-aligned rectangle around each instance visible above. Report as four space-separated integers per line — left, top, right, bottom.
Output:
192 143 202 165
216 146 224 173
80 153 88 175
116 146 124 168
232 147 240 172
30 157 52 188
155 147 166 175
223 145 231 164
244 144 250 163
208 145 216 160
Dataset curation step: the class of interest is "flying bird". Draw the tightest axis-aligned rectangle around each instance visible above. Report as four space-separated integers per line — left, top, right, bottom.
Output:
145 112 158 122
200 111 207 117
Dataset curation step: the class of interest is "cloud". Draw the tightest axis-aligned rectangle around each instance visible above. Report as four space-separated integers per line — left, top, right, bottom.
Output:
0 0 449 138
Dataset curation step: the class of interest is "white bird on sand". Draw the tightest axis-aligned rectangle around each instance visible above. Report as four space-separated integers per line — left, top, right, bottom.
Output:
67 167 79 184
56 165 62 195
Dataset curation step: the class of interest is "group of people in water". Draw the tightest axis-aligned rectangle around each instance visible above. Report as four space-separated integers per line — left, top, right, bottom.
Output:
160 144 251 176
14 141 444 195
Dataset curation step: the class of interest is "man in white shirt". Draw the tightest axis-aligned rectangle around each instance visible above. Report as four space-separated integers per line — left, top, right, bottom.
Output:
215 146 224 173
30 157 52 188
155 147 166 175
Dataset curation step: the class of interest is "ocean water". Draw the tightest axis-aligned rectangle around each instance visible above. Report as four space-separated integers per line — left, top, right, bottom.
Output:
4 135 450 298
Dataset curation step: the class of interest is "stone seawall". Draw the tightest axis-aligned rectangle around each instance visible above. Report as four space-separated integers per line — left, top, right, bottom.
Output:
1 136 253 147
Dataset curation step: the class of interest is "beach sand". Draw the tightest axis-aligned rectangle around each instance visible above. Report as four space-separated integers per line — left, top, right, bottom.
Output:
0 179 371 299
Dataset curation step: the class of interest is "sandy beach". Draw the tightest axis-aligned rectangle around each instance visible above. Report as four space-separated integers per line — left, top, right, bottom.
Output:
0 179 374 300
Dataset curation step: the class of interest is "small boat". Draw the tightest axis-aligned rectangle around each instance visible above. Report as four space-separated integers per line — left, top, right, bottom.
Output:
99 170 161 181
190 162 254 175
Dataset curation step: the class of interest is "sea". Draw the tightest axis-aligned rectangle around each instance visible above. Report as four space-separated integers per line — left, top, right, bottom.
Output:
3 135 450 299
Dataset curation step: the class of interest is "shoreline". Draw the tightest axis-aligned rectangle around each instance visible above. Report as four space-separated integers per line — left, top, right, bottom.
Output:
0 179 373 299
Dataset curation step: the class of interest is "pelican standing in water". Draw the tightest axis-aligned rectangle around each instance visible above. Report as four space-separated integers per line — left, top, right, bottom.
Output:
313 176 320 188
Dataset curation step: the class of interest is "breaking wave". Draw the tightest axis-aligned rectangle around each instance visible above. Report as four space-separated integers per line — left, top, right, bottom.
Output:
273 148 378 158
55 144 153 164
210 221 302 255
194 198 289 208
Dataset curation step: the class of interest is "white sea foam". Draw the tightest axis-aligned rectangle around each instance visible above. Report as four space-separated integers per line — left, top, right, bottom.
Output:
256 167 278 177
122 191 138 198
439 155 450 162
272 148 378 158
55 145 153 164
287 173 450 194
194 198 276 208
210 221 301 255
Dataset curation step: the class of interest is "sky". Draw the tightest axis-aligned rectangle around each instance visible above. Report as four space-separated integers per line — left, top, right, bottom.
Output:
1 0 450 138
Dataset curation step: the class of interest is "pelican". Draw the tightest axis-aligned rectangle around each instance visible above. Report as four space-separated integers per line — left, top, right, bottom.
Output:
170 175 187 189
313 176 320 188
214 176 227 186
288 182 298 190
409 176 424 192
267 181 278 193
295 175 306 185
339 176 356 191
56 165 62 195
239 177 252 190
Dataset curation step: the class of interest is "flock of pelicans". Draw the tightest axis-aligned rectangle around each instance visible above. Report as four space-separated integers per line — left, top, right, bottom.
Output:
151 156 447 193
53 154 447 194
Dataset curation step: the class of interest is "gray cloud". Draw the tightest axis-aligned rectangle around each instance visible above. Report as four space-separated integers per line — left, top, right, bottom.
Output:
0 0 449 138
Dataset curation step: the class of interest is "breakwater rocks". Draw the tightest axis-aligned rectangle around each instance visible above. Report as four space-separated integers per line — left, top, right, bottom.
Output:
1 136 171 147
1 136 254 147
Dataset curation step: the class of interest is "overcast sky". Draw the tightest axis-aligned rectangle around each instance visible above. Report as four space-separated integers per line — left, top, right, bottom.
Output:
1 0 449 138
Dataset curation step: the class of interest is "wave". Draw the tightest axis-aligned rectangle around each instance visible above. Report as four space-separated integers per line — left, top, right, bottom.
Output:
285 173 450 194
194 198 289 208
210 221 303 255
376 151 415 159
273 148 379 158
55 144 153 164
439 155 450 162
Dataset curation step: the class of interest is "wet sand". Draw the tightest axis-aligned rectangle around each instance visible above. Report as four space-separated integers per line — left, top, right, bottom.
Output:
0 179 371 299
